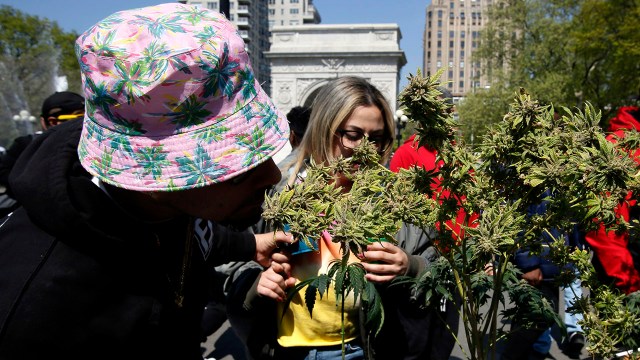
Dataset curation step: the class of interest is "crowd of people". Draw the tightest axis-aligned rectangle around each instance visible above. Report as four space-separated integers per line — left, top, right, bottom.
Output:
0 3 638 360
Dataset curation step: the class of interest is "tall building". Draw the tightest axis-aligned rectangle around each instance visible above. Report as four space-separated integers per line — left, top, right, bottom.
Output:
267 0 321 29
423 0 491 99
179 0 272 93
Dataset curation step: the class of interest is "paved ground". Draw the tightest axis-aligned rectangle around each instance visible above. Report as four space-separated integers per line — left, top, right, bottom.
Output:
200 305 591 360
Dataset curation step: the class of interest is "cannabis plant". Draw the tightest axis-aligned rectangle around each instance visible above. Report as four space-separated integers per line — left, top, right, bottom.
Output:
398 70 640 360
262 69 640 360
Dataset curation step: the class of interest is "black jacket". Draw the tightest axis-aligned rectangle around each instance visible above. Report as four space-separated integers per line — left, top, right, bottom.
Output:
0 119 256 360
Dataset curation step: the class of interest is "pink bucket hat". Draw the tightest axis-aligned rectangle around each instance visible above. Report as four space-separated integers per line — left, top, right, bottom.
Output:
75 3 289 191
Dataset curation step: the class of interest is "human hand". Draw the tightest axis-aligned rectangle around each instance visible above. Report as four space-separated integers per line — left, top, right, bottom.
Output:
256 252 297 302
254 231 294 267
522 268 543 286
483 262 494 276
359 242 409 283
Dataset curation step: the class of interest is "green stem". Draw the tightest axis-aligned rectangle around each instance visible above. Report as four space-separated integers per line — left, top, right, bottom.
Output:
460 236 482 360
482 254 509 360
341 286 346 360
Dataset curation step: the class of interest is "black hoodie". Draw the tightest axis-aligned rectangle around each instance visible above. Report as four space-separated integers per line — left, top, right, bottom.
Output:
0 119 256 359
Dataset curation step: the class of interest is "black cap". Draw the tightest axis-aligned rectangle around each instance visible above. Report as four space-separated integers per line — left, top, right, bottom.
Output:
286 106 311 139
41 91 85 117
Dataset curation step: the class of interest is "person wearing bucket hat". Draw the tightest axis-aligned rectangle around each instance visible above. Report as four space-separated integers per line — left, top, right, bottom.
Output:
0 3 294 359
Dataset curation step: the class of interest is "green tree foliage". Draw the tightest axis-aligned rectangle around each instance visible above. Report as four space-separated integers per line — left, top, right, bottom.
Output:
458 0 640 146
0 5 80 147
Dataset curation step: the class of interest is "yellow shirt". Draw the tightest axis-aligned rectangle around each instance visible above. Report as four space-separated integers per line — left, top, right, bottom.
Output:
277 231 361 347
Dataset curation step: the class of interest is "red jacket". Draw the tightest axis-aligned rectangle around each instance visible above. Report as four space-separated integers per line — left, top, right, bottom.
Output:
390 134 476 242
585 106 640 294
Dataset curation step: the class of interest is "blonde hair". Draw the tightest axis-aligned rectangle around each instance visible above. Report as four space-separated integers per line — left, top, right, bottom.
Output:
288 76 395 184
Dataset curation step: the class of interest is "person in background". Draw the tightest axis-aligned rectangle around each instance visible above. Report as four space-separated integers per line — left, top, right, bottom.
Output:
0 4 294 359
0 91 84 217
585 104 640 295
227 76 439 360
286 105 311 150
276 105 311 189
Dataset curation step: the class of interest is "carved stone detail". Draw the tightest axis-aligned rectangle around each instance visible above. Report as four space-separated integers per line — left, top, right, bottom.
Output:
321 58 345 70
277 82 292 104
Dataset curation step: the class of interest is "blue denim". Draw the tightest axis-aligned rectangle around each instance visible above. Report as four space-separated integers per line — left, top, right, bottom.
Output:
303 343 365 360
563 275 584 334
532 273 584 353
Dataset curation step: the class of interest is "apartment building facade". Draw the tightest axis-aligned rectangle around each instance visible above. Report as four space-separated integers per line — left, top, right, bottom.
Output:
268 0 321 29
423 0 491 99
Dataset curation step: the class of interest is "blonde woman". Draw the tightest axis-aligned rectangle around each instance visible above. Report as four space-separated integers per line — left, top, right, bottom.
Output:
229 76 438 360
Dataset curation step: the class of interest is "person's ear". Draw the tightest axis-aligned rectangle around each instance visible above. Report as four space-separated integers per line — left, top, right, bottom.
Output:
48 118 60 127
39 117 49 130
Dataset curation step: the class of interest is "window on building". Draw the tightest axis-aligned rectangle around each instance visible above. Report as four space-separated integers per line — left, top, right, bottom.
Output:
290 20 299 25
437 61 442 68
269 0 276 4
461 41 465 48
449 40 454 48
290 8 299 14
450 2 454 8
461 50 465 58
449 61 453 68
229 14 234 20
460 12 465 19
206 2 217 10
269 9 275 15
438 10 443 18
459 81 464 88
449 30 454 38
460 70 464 77
461 31 466 38
448 83 453 89
428 41 431 48
437 40 441 48
449 12 454 19
438 20 442 27
437 30 442 38
449 50 454 57
437 50 442 58
448 70 453 78
460 61 465 68
290 0 299 2
268 20 275 28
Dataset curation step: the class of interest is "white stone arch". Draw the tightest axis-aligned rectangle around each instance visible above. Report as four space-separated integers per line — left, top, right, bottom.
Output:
299 78 331 108
266 24 406 116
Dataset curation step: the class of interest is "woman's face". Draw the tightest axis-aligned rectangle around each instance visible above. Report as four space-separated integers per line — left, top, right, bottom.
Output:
333 105 386 159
